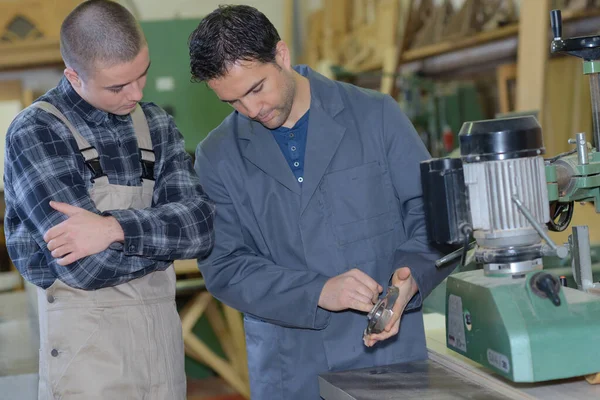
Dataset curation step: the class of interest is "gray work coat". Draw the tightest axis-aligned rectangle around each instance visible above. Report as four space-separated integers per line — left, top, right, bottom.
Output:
195 65 448 400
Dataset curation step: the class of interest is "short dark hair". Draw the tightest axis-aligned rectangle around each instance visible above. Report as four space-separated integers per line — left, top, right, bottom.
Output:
60 0 146 79
189 5 281 82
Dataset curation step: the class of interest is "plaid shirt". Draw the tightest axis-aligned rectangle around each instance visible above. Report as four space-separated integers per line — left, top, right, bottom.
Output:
4 77 215 290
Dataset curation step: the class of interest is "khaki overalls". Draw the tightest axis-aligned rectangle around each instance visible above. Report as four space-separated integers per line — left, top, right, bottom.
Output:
31 101 185 400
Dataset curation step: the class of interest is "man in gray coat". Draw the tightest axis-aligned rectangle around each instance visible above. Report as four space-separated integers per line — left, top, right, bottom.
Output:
189 5 450 399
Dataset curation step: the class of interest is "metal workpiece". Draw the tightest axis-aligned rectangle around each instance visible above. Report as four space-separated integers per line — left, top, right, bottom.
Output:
364 286 398 336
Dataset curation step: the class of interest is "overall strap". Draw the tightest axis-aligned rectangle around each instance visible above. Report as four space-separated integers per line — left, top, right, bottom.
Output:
130 104 155 181
31 101 105 181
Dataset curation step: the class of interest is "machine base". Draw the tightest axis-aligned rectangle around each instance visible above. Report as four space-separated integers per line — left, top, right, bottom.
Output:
446 269 600 382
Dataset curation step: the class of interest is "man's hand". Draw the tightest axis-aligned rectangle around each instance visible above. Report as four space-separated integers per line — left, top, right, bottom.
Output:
43 201 125 266
363 266 418 347
318 268 383 313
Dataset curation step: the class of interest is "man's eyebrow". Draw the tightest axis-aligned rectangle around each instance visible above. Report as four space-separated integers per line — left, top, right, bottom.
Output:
104 61 152 90
220 78 266 103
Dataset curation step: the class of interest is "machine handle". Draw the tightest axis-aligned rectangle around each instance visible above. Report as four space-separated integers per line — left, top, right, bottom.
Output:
551 9 562 39
534 273 561 307
435 240 476 268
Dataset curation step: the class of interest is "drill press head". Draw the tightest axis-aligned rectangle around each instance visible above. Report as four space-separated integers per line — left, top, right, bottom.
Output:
421 116 550 275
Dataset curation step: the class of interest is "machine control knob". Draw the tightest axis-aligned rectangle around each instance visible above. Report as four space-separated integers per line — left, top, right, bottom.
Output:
551 9 562 39
531 272 562 307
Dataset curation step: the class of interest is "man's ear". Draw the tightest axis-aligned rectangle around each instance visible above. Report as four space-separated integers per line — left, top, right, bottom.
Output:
275 40 292 70
64 67 82 89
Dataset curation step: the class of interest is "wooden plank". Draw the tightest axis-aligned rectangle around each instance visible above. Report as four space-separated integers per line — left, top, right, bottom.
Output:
179 291 212 335
0 38 63 71
185 336 250 399
399 8 600 66
21 89 34 108
496 63 517 114
402 23 519 62
283 0 294 58
378 0 401 94
204 301 240 376
174 259 200 275
303 9 324 67
515 0 550 113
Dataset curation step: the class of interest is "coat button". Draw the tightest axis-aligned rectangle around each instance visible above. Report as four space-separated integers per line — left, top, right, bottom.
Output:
51 349 59 357
47 295 55 304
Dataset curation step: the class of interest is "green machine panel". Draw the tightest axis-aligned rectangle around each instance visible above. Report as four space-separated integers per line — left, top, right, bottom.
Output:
446 270 600 382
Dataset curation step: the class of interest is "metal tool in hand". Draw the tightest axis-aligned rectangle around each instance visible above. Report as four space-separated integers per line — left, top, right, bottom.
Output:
364 286 399 336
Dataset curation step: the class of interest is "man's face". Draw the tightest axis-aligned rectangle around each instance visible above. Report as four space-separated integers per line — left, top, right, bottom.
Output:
70 46 151 115
208 57 296 130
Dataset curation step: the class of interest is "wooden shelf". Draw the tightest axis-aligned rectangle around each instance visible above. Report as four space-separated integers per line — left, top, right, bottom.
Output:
402 24 519 63
400 7 600 65
0 38 63 71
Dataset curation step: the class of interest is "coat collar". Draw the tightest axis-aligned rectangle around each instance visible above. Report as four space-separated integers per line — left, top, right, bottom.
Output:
237 66 346 211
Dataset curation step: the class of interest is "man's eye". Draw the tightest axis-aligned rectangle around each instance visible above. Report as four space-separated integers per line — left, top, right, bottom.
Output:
252 84 263 93
108 87 123 93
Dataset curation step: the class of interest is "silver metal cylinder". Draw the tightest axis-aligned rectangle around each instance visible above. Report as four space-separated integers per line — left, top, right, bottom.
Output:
588 73 600 152
463 156 550 249
576 132 589 165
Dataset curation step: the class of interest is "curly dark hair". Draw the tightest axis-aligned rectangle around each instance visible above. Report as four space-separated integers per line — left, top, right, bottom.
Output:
188 5 281 82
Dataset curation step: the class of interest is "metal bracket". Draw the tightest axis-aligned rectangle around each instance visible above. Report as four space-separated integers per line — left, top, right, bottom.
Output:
364 286 399 336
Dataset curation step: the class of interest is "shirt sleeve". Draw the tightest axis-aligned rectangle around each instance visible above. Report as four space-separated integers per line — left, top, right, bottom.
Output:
102 114 216 261
4 121 171 290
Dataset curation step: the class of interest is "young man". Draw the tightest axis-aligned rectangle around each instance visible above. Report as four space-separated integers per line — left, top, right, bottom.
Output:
4 1 214 399
189 5 448 400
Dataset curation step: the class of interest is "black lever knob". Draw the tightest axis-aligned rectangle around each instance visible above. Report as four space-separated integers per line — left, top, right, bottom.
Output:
551 9 562 39
533 273 561 307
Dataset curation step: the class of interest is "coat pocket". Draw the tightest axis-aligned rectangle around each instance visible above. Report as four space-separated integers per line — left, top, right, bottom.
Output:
243 315 283 398
323 161 392 227
321 162 400 263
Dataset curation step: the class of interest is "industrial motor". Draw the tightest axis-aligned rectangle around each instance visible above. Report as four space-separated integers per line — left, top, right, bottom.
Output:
421 116 550 275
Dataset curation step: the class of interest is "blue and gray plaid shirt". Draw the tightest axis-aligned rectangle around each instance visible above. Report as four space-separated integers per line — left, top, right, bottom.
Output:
4 77 215 290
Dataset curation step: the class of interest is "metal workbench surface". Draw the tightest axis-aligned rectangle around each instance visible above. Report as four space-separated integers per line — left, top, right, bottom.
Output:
319 349 600 400
319 359 512 400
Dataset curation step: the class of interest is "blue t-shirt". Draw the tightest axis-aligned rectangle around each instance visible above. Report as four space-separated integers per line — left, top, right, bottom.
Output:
270 110 309 185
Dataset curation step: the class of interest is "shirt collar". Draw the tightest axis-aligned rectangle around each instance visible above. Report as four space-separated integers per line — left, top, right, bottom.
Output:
272 109 310 134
